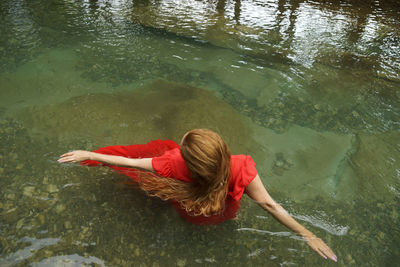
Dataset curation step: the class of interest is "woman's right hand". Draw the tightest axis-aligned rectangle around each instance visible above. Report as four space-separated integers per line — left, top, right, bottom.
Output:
305 235 337 262
58 150 92 163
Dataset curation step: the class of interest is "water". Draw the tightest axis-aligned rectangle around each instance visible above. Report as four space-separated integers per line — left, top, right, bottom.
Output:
0 0 399 266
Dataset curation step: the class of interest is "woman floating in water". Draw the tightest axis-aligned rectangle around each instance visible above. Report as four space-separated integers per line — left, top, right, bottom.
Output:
58 129 336 262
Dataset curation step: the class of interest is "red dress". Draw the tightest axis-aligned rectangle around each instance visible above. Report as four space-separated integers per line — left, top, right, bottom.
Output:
81 140 257 225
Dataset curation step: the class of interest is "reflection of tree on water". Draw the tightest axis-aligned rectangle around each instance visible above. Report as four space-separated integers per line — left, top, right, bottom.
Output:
216 0 241 25
234 0 241 24
88 0 99 15
128 0 399 84
275 0 300 47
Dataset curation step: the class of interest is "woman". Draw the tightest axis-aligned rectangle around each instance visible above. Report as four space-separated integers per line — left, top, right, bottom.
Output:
58 129 337 262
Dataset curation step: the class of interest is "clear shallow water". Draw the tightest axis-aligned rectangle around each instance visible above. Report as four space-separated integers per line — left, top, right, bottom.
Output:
0 0 399 266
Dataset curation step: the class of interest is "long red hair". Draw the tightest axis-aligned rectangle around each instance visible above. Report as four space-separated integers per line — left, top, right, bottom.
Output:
138 129 231 216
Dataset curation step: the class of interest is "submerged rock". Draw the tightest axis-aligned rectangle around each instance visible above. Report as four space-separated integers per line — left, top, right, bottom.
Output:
349 131 400 202
251 125 356 201
17 79 263 153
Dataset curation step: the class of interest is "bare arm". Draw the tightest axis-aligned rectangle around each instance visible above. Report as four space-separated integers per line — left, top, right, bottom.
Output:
245 175 337 262
58 150 154 171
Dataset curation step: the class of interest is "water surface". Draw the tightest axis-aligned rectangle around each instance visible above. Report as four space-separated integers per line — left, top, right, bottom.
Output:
0 0 399 266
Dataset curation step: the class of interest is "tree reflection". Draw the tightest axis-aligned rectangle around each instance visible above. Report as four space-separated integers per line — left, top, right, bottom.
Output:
216 0 226 14
234 0 241 25
2 0 399 83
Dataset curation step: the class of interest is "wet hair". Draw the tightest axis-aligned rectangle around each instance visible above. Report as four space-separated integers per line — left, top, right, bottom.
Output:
138 129 231 216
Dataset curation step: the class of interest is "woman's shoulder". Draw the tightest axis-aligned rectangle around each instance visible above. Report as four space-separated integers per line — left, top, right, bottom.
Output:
231 154 257 179
152 147 191 181
158 147 181 157
231 154 255 168
228 154 257 200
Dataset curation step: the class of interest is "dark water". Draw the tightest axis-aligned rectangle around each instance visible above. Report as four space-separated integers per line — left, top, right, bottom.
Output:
0 0 399 266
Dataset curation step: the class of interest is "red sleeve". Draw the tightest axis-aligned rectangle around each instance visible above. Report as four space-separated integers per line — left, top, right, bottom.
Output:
152 150 174 178
240 156 257 188
152 148 192 182
81 140 179 166
229 155 257 201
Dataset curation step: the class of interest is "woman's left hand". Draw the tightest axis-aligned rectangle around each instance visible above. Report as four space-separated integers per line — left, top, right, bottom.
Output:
58 150 92 163
306 235 337 262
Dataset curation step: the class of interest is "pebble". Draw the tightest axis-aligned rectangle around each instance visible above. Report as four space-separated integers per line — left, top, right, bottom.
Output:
16 218 24 230
38 214 45 224
392 208 399 220
40 192 50 199
0 167 4 175
7 193 15 200
81 226 89 234
64 221 72 229
16 163 24 170
46 184 58 193
345 254 356 264
134 248 140 257
44 250 53 257
23 186 35 197
3 207 18 223
275 161 284 167
55 204 66 214
378 231 385 240
177 259 187 267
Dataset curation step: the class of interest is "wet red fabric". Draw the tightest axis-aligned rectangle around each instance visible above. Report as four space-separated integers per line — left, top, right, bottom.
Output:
81 140 257 225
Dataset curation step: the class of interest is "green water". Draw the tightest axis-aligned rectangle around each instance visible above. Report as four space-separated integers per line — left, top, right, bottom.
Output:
0 0 399 266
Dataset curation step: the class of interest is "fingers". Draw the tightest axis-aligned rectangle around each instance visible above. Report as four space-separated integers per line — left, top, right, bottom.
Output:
316 249 327 259
60 152 74 157
317 243 337 262
58 150 90 163
318 248 337 262
320 242 337 262
58 151 78 163
58 156 76 163
326 250 337 262
309 237 337 262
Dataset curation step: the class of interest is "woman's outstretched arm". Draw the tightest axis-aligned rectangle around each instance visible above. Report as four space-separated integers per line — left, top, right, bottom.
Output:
245 175 337 262
58 150 154 171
